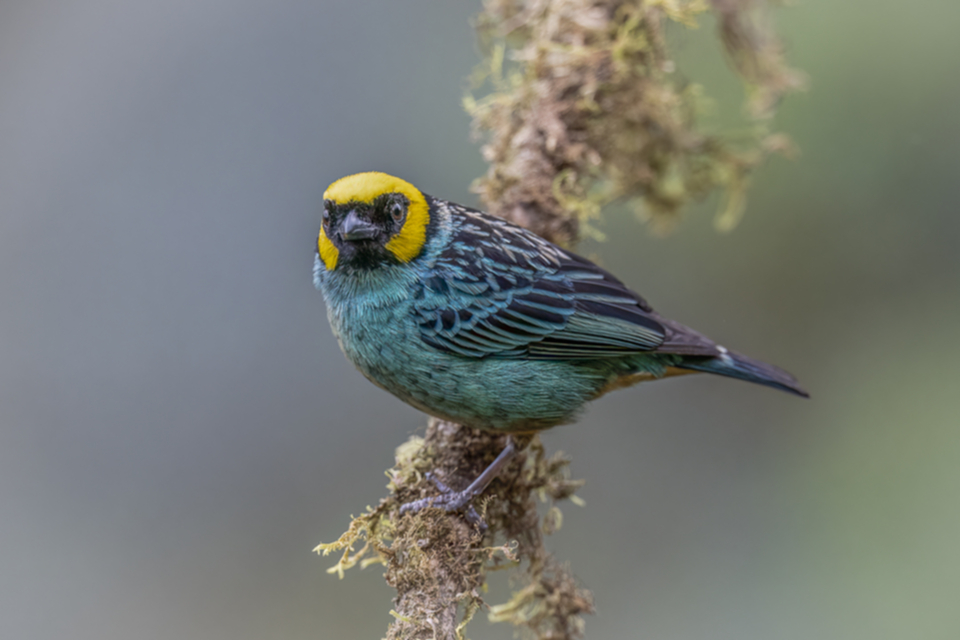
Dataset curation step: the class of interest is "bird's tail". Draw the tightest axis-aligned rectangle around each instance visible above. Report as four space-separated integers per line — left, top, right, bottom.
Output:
677 348 809 398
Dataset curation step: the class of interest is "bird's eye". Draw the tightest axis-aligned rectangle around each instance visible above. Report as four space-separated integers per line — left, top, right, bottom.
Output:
391 202 405 223
321 206 330 225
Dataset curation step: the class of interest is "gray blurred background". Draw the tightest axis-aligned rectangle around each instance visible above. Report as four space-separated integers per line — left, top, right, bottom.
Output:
1 1 958 639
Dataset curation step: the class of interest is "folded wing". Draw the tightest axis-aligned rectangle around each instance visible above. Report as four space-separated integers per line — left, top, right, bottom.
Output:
414 205 721 361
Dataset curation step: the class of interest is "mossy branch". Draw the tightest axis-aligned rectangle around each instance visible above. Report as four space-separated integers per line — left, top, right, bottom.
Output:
317 2 800 638
317 421 589 639
467 0 804 240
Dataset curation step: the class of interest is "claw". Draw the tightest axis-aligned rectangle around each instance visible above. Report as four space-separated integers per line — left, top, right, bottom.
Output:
398 437 519 531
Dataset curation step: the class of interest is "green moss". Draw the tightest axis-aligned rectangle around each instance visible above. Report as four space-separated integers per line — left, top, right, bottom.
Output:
317 420 590 639
466 0 804 243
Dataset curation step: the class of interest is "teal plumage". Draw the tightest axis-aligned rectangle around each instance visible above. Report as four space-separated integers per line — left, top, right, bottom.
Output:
314 172 806 434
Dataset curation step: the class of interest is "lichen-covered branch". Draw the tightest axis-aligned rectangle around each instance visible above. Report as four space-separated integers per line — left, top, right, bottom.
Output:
317 2 800 639
317 421 589 639
467 0 804 238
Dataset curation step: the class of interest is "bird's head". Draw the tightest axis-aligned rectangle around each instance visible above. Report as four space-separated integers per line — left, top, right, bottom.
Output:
317 172 431 271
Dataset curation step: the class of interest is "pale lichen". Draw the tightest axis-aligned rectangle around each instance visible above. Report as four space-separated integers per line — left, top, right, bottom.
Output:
466 0 804 240
318 420 589 639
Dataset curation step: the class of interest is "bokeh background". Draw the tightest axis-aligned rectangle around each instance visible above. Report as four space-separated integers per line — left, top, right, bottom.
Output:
2 1 958 639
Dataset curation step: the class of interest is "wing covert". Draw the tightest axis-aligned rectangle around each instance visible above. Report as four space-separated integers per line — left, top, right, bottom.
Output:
414 204 681 360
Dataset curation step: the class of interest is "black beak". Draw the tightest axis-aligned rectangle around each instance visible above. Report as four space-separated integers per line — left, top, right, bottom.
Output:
339 210 379 242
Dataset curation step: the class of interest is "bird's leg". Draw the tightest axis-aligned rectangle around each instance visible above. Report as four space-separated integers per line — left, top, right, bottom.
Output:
399 436 518 526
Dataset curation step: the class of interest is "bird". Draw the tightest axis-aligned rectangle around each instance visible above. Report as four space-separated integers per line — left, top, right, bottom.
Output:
314 171 807 516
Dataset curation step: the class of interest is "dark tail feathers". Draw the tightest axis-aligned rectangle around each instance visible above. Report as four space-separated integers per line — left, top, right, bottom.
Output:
678 348 809 398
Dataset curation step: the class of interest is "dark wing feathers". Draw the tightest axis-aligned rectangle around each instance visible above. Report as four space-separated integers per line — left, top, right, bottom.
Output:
655 317 725 356
415 203 719 360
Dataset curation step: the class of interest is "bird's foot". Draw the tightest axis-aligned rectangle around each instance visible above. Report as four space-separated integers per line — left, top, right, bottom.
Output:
399 472 486 529
398 436 519 531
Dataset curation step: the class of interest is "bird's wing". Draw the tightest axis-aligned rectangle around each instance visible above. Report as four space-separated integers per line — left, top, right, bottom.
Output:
413 206 719 360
